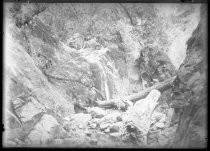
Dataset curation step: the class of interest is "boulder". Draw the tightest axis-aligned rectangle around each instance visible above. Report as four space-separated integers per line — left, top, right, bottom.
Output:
27 114 59 145
109 122 123 133
92 118 105 125
116 115 122 122
12 98 25 109
19 101 43 122
126 89 161 137
27 129 44 145
121 113 130 123
50 125 69 139
110 125 119 133
104 127 110 133
104 112 122 123
36 114 59 132
100 122 110 130
155 122 165 129
87 107 106 118
70 113 92 126
89 123 97 129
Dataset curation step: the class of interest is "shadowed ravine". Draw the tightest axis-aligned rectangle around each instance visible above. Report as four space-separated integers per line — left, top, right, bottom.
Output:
3 3 207 148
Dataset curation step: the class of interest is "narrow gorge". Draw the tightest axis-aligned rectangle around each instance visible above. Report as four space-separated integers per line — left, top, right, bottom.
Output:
3 3 207 148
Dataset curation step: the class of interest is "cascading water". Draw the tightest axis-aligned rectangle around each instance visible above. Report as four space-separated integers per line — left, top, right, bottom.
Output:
98 61 110 101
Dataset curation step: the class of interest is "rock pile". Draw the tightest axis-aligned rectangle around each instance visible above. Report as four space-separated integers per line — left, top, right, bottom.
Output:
5 89 179 147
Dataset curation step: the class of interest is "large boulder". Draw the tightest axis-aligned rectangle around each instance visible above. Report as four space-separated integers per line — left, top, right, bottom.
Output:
87 107 106 118
27 114 59 145
124 89 161 145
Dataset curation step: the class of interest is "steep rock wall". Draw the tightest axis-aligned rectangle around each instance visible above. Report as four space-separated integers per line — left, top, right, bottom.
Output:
171 4 207 148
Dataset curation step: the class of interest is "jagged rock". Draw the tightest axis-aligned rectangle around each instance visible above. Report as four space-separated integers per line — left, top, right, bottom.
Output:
27 129 47 145
155 122 165 129
120 89 161 145
126 90 161 140
19 99 43 122
27 114 59 145
29 97 46 110
12 98 25 109
87 107 106 118
37 114 59 132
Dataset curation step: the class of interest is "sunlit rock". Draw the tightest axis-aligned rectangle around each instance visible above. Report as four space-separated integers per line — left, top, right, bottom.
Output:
19 101 43 122
104 112 122 123
70 113 92 127
126 89 161 144
87 107 106 118
27 114 59 145
100 122 110 130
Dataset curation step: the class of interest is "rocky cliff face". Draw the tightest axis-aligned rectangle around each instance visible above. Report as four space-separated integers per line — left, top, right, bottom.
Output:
171 4 207 148
4 3 205 148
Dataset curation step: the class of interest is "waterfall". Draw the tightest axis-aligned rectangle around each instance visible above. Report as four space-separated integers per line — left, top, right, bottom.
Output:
98 61 110 101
